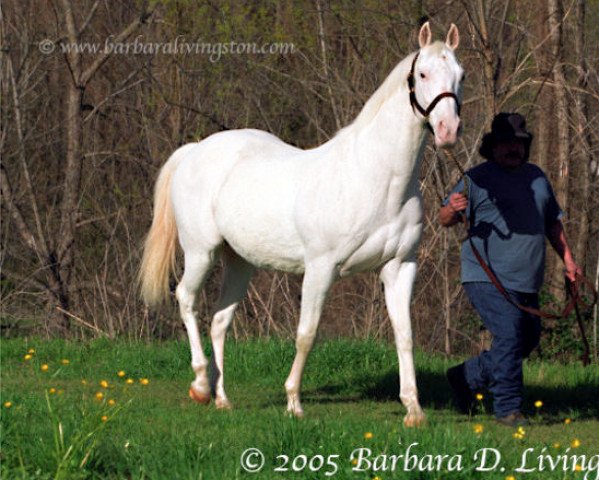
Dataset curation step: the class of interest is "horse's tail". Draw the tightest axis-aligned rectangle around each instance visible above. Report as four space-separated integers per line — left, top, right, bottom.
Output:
139 154 179 307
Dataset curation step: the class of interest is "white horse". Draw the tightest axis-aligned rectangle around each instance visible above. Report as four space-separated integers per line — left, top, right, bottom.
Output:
139 22 463 427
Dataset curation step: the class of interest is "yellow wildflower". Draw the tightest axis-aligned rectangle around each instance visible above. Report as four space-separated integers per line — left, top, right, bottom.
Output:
575 465 582 472
61 359 70 365
364 432 373 440
27 348 35 354
473 423 484 434
108 399 116 406
125 378 134 385
505 476 516 480
95 392 104 401
534 400 543 408
564 418 572 425
3 401 12 408
517 426 526 435
553 443 560 449
101 415 108 422
100 380 109 388
117 370 126 377
41 364 49 372
49 388 56 394
351 459 358 466
140 378 149 386
513 432 524 440
81 379 87 385
571 439 581 449
475 393 484 401
24 354 32 361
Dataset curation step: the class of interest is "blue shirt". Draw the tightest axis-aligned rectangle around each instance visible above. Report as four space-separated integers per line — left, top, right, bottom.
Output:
445 161 562 293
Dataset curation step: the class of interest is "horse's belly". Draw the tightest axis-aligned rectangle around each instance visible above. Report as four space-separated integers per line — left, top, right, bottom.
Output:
222 229 306 274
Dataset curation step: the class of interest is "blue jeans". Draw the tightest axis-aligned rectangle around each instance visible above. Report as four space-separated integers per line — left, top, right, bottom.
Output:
463 282 541 417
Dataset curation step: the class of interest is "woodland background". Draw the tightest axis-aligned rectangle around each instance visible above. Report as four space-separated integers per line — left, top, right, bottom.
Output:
1 0 598 360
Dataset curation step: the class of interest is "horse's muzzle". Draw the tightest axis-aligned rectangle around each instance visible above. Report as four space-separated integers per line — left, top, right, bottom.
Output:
434 118 461 147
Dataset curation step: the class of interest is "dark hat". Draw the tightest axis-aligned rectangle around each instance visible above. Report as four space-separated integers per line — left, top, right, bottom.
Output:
479 112 533 160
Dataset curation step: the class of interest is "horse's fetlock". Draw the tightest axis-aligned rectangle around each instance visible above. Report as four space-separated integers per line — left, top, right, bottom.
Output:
192 360 208 373
284 379 297 393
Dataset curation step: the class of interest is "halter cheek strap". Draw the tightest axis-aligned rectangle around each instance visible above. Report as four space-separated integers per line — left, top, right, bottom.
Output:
407 52 461 133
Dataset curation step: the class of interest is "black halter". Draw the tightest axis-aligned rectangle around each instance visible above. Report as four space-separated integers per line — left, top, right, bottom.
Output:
407 51 461 133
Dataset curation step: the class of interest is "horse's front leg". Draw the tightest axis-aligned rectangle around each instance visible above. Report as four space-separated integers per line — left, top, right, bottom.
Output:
380 257 425 427
285 261 336 417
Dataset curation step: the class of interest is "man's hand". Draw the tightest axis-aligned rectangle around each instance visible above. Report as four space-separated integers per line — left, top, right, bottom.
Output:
448 193 468 214
564 254 582 283
547 220 582 283
439 193 468 227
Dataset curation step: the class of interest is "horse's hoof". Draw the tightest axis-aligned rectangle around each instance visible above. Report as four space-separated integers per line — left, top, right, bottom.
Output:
189 387 211 405
286 407 304 419
403 413 426 428
215 397 232 410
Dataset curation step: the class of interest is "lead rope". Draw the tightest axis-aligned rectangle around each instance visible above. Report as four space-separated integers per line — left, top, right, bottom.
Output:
439 147 597 366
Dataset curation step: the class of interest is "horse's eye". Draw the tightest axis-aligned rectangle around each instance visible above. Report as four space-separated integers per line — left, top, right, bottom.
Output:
420 72 426 79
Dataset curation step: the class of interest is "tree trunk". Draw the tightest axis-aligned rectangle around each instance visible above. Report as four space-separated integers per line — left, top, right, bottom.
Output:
547 0 570 300
476 0 496 123
529 0 553 173
572 0 592 267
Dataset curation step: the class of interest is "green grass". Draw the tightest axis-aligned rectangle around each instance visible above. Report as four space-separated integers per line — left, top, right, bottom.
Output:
1 338 598 479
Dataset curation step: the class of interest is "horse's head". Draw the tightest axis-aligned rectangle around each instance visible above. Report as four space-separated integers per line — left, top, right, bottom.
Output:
410 22 463 147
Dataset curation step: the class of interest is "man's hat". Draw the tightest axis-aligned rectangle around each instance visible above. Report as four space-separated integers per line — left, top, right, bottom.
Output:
479 112 533 160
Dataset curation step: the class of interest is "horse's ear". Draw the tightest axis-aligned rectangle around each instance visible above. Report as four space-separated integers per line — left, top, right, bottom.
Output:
418 22 432 48
445 23 460 50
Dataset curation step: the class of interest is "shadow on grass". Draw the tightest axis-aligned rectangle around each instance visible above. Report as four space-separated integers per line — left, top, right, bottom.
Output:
362 369 453 409
522 383 599 423
295 368 599 423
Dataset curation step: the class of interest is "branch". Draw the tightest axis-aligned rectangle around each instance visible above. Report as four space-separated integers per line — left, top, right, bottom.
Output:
7 56 51 259
77 0 100 37
315 0 341 130
80 8 155 86
55 306 109 337
0 164 38 253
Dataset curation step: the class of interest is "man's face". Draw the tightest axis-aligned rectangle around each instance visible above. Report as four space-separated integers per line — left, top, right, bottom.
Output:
491 140 526 169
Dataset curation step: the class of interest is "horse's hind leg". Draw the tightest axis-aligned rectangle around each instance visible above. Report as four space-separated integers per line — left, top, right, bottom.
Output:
177 249 216 404
210 246 254 410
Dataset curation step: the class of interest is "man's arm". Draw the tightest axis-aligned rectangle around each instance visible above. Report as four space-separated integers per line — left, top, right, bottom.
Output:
439 193 468 227
546 220 582 282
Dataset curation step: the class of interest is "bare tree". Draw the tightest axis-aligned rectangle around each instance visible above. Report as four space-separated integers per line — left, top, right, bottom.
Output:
1 1 153 332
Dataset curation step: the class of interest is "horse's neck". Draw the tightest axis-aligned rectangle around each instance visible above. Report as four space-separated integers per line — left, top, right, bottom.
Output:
329 65 427 198
358 105 426 178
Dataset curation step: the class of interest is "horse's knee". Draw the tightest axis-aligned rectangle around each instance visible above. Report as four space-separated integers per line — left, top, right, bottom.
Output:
396 335 413 351
296 329 316 352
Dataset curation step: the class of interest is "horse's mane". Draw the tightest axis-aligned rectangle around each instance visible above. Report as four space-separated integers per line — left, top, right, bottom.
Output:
335 41 445 138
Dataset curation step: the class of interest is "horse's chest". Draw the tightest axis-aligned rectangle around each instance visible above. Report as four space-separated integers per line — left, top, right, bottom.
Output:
339 196 423 276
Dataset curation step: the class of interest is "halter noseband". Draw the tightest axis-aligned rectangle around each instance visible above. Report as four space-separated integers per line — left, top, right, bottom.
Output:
407 51 461 133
